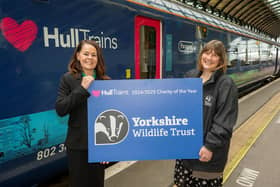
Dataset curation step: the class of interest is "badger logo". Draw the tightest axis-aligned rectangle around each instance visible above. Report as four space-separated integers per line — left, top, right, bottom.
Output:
204 95 214 107
95 110 129 145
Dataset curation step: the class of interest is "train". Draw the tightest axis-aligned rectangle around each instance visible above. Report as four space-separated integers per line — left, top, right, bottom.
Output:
0 0 279 186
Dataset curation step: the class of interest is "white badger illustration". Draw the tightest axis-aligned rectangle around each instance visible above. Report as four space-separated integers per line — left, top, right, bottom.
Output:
95 115 124 142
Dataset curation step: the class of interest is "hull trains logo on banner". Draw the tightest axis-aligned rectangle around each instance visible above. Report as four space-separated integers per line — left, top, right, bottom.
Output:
88 78 203 162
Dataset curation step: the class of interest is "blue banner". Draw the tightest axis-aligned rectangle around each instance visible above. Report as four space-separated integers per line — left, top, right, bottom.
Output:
88 78 203 162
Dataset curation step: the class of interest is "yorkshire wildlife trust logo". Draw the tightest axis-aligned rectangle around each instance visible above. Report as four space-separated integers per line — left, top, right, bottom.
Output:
0 17 38 52
95 110 129 145
204 95 214 107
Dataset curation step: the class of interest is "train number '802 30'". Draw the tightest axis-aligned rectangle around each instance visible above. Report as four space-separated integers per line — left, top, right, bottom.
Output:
36 144 66 161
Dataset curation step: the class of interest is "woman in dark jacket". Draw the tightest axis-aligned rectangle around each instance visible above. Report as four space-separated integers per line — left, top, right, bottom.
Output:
56 40 110 187
174 40 238 187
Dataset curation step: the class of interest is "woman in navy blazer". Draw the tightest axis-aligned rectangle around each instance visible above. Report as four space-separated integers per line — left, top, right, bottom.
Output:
56 40 110 187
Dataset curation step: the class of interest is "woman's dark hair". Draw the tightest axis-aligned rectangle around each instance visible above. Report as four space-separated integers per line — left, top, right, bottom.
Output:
197 40 227 73
68 40 110 80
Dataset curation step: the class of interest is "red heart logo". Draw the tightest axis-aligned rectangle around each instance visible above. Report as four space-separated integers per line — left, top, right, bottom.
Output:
1 17 38 52
92 90 101 97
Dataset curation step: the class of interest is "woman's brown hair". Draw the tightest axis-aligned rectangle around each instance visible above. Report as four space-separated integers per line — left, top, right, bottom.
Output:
68 40 110 80
197 40 227 73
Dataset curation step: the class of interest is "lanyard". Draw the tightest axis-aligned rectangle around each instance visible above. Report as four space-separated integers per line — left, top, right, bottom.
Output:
82 70 96 79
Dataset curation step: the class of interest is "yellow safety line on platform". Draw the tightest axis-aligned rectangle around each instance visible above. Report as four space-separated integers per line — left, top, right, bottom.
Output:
223 92 280 183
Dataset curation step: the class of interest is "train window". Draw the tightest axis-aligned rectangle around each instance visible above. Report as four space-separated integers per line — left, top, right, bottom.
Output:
247 40 260 65
229 60 238 67
240 60 249 66
196 26 207 40
139 26 156 79
227 47 238 68
259 42 272 64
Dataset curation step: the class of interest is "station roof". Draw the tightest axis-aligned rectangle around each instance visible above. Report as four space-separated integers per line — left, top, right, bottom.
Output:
177 0 280 39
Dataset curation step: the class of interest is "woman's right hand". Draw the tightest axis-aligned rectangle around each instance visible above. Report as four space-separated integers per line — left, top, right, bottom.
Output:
81 75 94 89
199 146 213 162
100 161 109 165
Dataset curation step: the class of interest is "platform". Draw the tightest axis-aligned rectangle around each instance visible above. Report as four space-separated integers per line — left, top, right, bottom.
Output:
224 109 280 187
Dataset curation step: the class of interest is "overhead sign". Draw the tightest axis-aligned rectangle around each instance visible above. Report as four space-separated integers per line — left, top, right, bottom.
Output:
88 78 203 162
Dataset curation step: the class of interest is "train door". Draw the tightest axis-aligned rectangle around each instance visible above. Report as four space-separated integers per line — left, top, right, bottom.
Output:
135 16 161 79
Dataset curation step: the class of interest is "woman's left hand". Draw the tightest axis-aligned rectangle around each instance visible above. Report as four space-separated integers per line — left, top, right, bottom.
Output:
199 146 213 162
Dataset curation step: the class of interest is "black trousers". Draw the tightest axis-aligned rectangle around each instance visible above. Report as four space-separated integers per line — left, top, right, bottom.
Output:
67 149 105 187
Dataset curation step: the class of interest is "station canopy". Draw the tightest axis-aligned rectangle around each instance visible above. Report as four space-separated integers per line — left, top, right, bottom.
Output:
176 0 280 39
